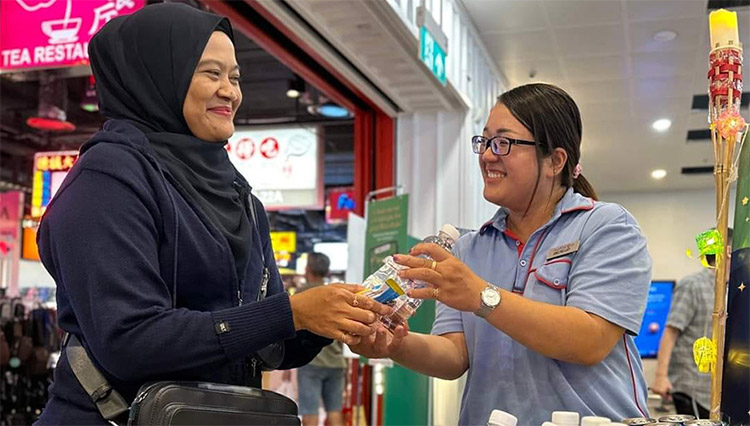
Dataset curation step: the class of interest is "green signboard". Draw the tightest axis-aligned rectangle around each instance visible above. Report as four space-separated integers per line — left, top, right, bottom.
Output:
420 25 447 85
363 194 409 277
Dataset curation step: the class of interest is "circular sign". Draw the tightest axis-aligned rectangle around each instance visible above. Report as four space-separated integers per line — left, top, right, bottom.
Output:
260 137 280 159
234 138 255 160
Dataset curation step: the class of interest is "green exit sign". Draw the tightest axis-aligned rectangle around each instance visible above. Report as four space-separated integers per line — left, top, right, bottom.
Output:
416 6 448 86
419 25 446 85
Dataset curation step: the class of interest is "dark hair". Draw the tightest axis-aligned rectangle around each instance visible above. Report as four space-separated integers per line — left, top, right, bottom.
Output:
497 83 598 203
306 252 330 278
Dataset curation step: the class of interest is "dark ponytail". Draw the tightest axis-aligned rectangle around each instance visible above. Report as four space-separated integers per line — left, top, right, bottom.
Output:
572 174 598 201
498 83 598 202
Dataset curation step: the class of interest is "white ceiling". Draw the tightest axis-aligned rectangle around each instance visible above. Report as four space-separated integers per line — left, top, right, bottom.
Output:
460 0 750 194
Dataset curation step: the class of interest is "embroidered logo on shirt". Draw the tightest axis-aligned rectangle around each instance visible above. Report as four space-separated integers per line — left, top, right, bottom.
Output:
546 240 580 261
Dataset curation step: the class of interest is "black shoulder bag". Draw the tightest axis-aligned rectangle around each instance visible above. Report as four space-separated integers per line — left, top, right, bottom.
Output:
64 192 298 425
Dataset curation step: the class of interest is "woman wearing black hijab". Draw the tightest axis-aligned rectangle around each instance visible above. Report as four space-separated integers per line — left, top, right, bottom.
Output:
35 3 387 424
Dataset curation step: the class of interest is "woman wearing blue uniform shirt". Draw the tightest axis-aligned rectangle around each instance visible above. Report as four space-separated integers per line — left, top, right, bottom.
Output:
352 83 651 424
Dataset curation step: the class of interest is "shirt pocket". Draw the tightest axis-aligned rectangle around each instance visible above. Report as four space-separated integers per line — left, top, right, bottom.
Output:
527 258 571 305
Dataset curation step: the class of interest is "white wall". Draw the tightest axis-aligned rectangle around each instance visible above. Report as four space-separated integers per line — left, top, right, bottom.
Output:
396 111 497 238
601 188 736 281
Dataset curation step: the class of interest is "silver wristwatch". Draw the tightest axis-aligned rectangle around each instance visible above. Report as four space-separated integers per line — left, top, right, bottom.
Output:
475 284 502 318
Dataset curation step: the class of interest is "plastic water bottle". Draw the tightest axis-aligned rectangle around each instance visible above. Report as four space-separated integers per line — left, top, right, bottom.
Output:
551 412 580 426
488 410 518 426
361 224 460 331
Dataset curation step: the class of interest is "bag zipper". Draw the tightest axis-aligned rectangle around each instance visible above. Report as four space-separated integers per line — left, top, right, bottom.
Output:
128 382 160 425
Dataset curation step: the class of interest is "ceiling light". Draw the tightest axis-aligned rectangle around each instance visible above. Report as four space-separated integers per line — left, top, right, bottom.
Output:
653 30 677 42
286 76 305 99
286 89 300 98
308 103 352 119
652 118 672 132
651 169 667 180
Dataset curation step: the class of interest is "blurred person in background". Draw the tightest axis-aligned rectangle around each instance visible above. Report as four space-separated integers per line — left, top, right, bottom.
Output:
297 253 348 426
651 228 732 418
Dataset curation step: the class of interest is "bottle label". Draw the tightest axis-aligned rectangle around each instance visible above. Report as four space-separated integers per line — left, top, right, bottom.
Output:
361 277 406 304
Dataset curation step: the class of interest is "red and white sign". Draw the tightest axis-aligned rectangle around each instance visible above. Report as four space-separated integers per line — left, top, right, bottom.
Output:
227 126 322 210
0 0 145 72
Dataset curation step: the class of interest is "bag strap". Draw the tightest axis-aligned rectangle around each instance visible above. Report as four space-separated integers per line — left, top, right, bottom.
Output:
247 192 264 266
64 333 129 422
247 193 270 302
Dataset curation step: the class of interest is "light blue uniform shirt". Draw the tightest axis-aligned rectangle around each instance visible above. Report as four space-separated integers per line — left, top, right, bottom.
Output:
432 188 651 425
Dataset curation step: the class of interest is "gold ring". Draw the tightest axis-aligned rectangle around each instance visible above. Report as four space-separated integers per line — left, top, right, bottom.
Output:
352 294 359 307
430 260 438 271
433 288 440 299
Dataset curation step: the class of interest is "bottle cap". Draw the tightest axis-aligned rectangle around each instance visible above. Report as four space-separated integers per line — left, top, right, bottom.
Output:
488 410 517 426
552 412 580 425
581 417 611 426
440 224 460 241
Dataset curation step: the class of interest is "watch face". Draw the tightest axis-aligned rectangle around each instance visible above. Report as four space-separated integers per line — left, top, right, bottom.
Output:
482 287 501 306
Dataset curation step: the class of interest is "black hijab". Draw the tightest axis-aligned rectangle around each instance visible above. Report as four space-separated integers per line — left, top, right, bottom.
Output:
89 3 252 277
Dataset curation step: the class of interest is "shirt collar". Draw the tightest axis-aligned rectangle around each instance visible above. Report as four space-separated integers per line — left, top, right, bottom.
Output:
479 187 595 235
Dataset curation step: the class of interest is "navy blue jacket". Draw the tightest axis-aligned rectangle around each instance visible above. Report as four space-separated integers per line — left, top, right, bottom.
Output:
36 120 328 424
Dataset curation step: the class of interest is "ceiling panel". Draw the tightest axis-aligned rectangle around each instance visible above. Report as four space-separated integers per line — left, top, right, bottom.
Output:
555 24 628 56
545 0 622 27
631 76 694 99
631 50 697 78
625 0 708 22
484 30 558 62
568 78 632 102
628 17 706 53
563 54 630 82
634 96 695 119
499 59 565 86
462 0 546 34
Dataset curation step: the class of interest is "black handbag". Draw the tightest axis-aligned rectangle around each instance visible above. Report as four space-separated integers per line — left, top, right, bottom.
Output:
65 333 299 426
127 382 299 425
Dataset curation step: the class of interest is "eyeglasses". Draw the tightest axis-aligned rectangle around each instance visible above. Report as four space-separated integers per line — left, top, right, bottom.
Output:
471 135 537 156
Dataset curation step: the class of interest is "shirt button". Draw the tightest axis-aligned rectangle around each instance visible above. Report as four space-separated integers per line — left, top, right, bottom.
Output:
520 260 527 267
515 241 521 247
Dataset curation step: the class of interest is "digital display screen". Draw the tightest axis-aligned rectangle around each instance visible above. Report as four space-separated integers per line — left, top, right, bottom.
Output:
634 280 675 358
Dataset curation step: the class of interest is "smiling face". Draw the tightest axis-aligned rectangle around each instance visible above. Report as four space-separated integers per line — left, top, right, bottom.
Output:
480 103 567 213
183 31 242 142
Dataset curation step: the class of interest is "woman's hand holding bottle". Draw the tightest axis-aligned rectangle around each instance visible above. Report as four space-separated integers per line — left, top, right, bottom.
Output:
290 284 391 345
394 243 486 313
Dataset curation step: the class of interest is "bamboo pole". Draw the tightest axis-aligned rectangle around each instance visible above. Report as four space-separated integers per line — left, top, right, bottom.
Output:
708 52 737 419
710 135 733 420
